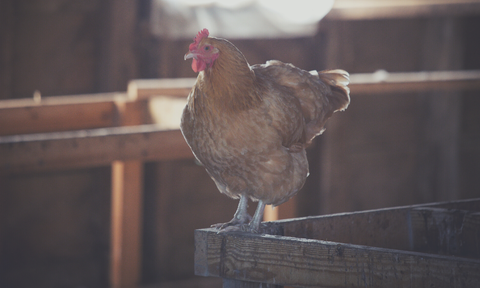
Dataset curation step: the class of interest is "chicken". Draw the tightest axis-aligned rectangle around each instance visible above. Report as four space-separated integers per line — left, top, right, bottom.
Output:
181 28 350 233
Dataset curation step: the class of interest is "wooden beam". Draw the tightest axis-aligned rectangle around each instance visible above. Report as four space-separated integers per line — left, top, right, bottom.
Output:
326 0 480 20
409 208 480 258
0 125 193 174
110 160 144 288
0 92 129 136
110 82 146 288
196 199 480 287
195 228 480 288
277 198 480 253
349 70 480 95
0 92 129 108
128 78 195 100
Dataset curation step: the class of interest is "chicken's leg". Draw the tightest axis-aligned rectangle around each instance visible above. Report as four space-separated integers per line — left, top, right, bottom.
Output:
247 200 266 233
212 194 251 230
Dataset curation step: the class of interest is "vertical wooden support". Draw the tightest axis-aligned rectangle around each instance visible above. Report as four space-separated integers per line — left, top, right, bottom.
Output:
109 66 144 287
111 160 144 288
264 205 278 222
264 196 298 222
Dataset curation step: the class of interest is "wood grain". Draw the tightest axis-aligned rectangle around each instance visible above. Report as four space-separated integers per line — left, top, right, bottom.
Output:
278 198 480 252
195 227 480 288
0 125 193 174
110 160 144 288
0 92 129 136
128 78 195 100
409 208 480 258
349 70 480 95
195 199 480 287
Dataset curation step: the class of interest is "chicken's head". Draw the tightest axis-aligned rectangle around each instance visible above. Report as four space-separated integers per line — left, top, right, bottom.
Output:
184 28 219 73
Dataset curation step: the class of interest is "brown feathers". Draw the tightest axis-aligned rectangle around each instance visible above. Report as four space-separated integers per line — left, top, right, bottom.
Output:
181 31 350 232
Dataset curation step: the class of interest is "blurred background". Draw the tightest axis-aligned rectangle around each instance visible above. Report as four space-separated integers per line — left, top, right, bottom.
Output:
1 0 480 287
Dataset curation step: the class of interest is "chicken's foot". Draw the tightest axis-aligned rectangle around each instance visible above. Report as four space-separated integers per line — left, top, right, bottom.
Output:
212 194 251 231
216 200 267 234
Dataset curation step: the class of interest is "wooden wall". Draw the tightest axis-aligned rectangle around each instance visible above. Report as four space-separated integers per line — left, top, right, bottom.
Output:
1 1 480 288
0 1 130 287
318 16 480 214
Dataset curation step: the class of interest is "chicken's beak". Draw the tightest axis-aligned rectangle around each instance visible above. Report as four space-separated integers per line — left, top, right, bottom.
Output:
184 51 197 61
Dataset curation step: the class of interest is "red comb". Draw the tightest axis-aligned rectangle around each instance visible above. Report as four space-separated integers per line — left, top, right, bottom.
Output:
189 28 209 50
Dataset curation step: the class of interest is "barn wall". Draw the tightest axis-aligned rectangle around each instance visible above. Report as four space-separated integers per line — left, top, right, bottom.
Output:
1 1 107 288
317 17 480 214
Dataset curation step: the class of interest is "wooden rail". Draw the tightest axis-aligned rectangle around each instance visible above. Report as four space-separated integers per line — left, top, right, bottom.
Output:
0 125 192 174
349 70 480 94
195 198 480 287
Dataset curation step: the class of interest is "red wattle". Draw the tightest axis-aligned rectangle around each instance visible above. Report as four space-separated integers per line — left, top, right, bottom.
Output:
191 58 206 73
192 59 199 72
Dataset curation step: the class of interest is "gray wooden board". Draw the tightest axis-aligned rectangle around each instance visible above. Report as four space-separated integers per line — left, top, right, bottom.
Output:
195 228 480 287
195 199 480 287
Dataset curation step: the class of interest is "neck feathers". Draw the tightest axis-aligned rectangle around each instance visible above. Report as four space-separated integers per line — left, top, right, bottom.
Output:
190 38 261 113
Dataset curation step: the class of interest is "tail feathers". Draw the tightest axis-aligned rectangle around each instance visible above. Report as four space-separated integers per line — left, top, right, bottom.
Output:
314 69 351 112
303 69 351 144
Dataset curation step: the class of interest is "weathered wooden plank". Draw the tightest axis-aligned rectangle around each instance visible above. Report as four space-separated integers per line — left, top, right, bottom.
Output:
349 70 480 95
195 227 480 288
109 93 146 288
0 91 128 109
327 0 480 20
0 101 117 136
0 92 129 136
110 160 144 288
275 198 480 253
128 78 195 100
409 208 480 259
0 125 193 174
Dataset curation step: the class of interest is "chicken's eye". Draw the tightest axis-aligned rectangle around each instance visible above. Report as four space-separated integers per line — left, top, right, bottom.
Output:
204 46 210 51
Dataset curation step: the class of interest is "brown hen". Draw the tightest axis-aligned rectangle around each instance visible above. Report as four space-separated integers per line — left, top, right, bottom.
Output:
181 29 350 233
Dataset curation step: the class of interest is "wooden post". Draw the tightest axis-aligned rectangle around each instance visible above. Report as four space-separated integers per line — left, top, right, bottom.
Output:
111 160 144 288
109 69 143 288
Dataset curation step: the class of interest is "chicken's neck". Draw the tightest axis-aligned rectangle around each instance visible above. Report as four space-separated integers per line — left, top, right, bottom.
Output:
191 47 262 115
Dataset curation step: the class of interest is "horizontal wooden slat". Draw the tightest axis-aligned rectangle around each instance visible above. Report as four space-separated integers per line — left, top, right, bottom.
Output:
196 199 480 287
349 70 480 94
195 227 480 288
0 92 130 136
409 208 480 258
0 102 117 136
327 0 480 20
0 125 193 174
272 198 480 252
127 70 480 99
128 78 195 100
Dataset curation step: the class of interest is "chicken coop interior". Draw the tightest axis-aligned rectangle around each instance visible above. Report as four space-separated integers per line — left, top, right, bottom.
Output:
1 0 480 288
